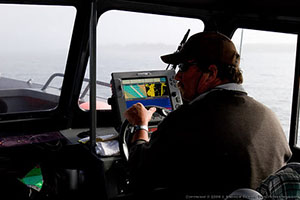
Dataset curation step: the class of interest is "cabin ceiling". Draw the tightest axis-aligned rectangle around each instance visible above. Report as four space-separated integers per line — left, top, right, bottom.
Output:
95 0 300 34
1 0 300 20
121 0 300 19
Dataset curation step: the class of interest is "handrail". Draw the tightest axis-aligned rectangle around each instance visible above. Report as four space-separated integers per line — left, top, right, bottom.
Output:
41 73 110 100
80 78 111 100
41 73 64 91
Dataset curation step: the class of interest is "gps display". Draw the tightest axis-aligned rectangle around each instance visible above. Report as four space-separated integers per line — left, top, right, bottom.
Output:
111 70 182 123
122 77 172 110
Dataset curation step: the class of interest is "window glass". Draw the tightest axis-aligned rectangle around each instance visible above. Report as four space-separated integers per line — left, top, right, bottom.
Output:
0 4 76 114
79 10 204 110
232 29 297 143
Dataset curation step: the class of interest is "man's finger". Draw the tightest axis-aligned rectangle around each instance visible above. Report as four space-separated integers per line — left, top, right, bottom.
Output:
148 107 157 114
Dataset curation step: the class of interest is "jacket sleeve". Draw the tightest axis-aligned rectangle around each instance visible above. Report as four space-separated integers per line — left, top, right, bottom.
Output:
128 108 181 191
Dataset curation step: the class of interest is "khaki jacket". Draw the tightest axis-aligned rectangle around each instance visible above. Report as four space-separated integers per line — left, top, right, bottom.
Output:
129 88 292 195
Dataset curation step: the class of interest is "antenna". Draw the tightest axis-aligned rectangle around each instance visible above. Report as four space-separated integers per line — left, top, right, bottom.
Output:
166 29 190 70
239 29 244 57
178 29 190 52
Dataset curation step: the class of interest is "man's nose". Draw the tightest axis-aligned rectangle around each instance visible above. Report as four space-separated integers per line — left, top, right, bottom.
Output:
175 71 182 81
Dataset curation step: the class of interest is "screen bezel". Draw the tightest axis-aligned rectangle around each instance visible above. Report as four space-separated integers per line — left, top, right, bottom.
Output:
111 70 182 124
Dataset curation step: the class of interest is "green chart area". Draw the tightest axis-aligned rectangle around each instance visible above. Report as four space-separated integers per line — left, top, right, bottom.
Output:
123 84 147 99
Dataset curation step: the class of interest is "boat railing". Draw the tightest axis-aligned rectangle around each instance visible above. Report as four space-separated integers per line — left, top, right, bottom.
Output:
42 73 111 101
41 73 65 91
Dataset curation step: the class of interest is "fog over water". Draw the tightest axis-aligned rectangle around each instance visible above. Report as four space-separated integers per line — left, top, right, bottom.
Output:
0 5 297 144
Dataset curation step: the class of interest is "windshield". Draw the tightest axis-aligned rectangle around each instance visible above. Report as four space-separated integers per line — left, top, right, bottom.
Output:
80 10 204 110
0 4 76 113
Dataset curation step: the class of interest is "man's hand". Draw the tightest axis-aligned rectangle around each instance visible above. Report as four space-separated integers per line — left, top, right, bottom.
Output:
124 103 156 126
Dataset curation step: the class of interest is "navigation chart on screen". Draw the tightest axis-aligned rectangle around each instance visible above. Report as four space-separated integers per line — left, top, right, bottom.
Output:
122 78 168 99
122 77 172 109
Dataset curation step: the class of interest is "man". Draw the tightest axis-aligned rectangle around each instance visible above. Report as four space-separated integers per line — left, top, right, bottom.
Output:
125 32 292 197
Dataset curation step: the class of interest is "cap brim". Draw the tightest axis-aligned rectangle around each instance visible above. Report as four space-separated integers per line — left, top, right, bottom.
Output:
160 52 185 65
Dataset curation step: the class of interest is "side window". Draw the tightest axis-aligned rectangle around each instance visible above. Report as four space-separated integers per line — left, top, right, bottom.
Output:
232 29 297 143
79 10 204 110
0 4 76 114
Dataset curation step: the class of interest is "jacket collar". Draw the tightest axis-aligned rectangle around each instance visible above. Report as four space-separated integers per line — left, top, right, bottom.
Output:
190 83 246 104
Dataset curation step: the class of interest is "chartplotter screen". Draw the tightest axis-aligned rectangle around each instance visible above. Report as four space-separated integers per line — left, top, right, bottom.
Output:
111 70 182 123
122 77 172 110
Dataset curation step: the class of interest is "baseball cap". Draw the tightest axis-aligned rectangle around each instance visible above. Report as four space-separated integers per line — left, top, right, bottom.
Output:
161 32 240 66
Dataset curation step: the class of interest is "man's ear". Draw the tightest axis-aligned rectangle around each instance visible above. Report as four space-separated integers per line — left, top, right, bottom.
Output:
196 64 219 94
206 64 218 83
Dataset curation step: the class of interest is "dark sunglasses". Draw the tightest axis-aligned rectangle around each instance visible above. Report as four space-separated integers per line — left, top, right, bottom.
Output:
177 61 198 72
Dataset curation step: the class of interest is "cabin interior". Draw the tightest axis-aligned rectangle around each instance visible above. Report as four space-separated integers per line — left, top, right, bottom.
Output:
1 0 300 199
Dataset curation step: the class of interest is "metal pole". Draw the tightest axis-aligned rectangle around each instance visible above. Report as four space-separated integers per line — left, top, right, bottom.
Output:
239 29 244 57
89 0 97 152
